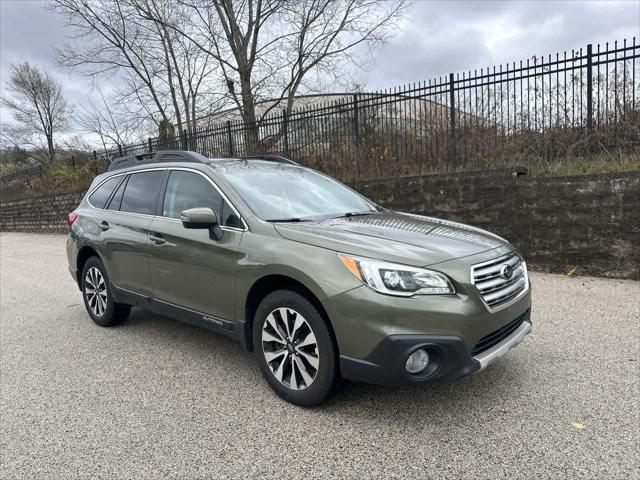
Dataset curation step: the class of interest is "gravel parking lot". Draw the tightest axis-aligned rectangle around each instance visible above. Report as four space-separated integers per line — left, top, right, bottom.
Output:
1 232 638 479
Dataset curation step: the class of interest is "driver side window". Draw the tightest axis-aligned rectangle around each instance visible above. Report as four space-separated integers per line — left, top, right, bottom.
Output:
162 171 241 228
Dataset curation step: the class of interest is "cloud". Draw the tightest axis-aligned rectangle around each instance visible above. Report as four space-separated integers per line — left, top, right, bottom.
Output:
1 0 637 129
361 0 640 90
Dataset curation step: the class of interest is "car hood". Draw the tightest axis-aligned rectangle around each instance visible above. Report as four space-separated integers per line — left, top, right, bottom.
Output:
274 211 508 267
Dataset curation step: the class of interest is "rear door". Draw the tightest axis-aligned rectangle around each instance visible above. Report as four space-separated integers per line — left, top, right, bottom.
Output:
101 169 166 296
81 174 125 276
148 169 245 322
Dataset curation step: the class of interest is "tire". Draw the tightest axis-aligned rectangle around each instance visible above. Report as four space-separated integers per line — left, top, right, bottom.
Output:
253 290 337 407
81 256 131 327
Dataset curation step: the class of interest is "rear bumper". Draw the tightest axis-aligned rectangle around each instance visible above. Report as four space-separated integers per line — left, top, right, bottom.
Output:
340 310 531 386
68 266 78 285
66 234 80 288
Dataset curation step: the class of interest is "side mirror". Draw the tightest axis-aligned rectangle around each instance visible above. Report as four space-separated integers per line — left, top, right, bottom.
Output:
180 207 223 241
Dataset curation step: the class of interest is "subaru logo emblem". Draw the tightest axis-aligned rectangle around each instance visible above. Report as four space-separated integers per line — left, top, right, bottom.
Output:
500 264 513 279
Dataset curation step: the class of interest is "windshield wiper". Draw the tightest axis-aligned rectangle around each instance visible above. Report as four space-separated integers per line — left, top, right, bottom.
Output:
335 210 378 218
266 217 311 222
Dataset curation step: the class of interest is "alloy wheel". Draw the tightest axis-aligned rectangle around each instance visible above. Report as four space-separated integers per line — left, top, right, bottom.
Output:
85 267 108 317
261 307 319 390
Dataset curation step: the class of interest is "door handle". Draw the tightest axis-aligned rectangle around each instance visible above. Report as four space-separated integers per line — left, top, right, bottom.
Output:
99 221 110 231
149 234 166 245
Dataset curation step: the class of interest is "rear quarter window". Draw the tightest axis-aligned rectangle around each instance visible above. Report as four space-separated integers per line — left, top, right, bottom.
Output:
88 176 122 208
106 175 128 211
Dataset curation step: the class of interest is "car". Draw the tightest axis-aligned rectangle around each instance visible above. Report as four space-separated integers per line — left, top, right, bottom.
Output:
66 150 532 406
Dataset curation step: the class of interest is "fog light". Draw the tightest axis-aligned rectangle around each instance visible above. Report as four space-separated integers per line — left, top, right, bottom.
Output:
405 349 430 374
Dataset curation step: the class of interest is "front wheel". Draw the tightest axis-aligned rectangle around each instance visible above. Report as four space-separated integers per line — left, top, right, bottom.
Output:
253 290 336 407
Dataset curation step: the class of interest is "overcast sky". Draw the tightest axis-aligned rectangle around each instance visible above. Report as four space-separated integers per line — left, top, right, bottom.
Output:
1 0 639 125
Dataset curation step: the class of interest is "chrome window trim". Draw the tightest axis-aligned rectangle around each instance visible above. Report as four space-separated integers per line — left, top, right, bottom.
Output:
470 252 530 312
152 216 244 233
86 167 166 210
85 166 248 231
99 209 156 220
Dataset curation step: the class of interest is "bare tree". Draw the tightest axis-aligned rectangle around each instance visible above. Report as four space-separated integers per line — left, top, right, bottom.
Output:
136 0 406 149
51 0 405 152
51 0 223 139
77 87 153 154
1 63 72 163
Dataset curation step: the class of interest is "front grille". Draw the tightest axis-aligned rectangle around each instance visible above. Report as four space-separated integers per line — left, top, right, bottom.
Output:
471 309 530 356
472 253 528 310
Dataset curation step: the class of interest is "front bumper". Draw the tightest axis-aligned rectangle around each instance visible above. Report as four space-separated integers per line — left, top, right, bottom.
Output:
474 318 531 371
339 310 532 386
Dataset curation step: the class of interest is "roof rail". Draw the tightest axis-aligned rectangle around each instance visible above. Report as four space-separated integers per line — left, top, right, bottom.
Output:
239 154 298 165
107 150 209 171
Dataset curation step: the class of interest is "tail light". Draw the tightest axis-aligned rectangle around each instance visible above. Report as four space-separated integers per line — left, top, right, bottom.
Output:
67 212 78 231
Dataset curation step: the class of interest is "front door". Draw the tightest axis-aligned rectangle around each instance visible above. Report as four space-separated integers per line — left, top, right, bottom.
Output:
148 169 245 322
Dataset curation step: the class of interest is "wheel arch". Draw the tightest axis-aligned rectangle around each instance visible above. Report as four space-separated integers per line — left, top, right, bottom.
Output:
244 274 338 355
76 245 102 288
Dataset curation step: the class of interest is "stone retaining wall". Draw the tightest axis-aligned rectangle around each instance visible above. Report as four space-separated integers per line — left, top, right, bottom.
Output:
2 169 638 278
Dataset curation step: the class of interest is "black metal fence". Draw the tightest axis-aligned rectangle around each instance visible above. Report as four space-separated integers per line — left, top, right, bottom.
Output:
2 38 639 186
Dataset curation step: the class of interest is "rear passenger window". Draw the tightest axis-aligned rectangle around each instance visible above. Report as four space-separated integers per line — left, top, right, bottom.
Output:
89 176 121 208
120 171 164 215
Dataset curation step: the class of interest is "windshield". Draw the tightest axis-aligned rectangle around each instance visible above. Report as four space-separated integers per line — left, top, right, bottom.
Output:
219 163 377 221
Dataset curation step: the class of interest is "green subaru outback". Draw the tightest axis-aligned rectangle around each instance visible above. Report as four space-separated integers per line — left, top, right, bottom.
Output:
66 151 531 406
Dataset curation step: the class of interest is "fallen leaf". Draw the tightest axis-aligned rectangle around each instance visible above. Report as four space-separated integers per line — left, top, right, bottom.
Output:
566 267 577 277
572 422 586 430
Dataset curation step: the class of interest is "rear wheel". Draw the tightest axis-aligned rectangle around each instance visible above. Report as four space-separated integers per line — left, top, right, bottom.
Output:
81 256 130 327
253 290 336 407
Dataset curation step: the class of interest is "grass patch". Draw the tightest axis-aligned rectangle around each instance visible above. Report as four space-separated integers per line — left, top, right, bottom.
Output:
0 164 97 202
527 150 640 177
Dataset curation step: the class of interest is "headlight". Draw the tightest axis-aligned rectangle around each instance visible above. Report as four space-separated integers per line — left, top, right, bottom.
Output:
338 253 455 296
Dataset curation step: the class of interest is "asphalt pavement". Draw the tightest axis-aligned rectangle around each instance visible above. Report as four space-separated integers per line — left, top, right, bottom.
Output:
0 232 638 479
